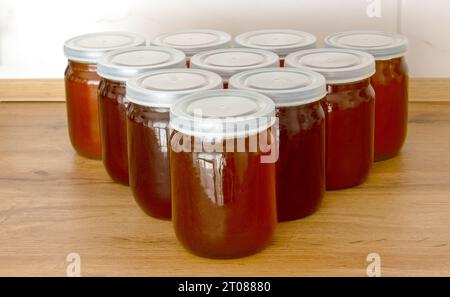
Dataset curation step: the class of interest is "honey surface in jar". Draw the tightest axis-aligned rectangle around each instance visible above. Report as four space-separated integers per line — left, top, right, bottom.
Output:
126 69 222 219
325 31 409 161
169 90 277 258
230 68 327 221
234 29 317 67
97 46 186 185
151 30 232 68
63 32 145 159
286 49 376 190
190 48 279 88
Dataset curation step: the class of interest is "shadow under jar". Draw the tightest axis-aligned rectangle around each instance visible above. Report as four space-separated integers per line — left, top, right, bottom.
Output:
190 48 279 88
234 29 317 67
229 68 327 221
63 32 145 159
97 46 186 185
151 29 232 68
286 49 376 190
169 90 277 259
126 69 222 219
325 31 409 161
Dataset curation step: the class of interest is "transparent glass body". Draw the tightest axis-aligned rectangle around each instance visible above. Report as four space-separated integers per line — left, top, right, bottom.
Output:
64 60 102 159
372 57 409 161
169 130 277 259
322 79 375 190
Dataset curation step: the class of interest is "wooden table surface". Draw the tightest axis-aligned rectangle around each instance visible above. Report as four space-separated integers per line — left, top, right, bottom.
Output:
1 91 450 276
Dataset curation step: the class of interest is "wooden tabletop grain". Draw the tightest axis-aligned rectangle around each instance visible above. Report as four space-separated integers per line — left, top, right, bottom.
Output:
1 97 450 276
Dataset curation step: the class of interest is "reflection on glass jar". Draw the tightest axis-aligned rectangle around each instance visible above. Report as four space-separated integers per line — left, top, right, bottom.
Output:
229 68 327 221
325 31 409 161
169 90 277 259
97 46 185 185
63 32 145 159
126 69 222 219
286 48 376 190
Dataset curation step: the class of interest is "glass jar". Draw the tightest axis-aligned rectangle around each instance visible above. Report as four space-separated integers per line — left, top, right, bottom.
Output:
325 31 409 161
151 29 232 68
97 46 185 185
190 48 279 88
286 49 376 190
63 32 145 159
169 90 277 259
229 68 327 221
126 69 222 219
234 29 316 67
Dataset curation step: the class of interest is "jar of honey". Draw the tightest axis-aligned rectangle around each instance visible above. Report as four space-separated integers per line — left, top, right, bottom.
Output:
325 31 409 161
126 69 222 219
190 48 279 88
63 32 145 159
151 30 232 68
229 68 327 221
169 89 277 258
97 46 186 185
286 49 376 190
234 29 317 67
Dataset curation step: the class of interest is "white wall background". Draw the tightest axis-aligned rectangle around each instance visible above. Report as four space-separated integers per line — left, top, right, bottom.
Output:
0 0 448 78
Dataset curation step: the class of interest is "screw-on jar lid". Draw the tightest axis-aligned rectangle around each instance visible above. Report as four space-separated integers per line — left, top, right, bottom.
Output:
234 29 317 57
97 46 185 82
64 32 146 64
150 29 232 57
285 49 376 84
190 48 279 81
126 69 223 108
325 31 408 60
229 68 326 107
170 90 276 139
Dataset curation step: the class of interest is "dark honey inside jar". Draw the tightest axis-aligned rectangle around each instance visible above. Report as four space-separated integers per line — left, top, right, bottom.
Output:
190 48 279 88
63 32 146 159
286 49 376 190
151 29 232 68
97 46 186 185
169 90 277 259
325 31 409 161
229 68 327 221
234 29 317 67
126 69 222 219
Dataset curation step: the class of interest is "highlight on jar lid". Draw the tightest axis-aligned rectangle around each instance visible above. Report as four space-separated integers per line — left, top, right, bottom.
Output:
234 29 317 57
150 29 232 57
126 69 223 108
324 31 408 60
63 32 146 64
170 89 276 139
229 68 326 107
285 49 376 84
190 48 279 81
97 46 186 82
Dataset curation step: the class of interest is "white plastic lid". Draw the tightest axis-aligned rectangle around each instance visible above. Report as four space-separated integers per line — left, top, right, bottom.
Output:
234 29 317 57
229 68 326 107
325 31 408 60
190 48 279 81
150 29 232 57
97 46 185 82
126 69 223 108
170 90 276 139
285 49 376 84
64 32 146 64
